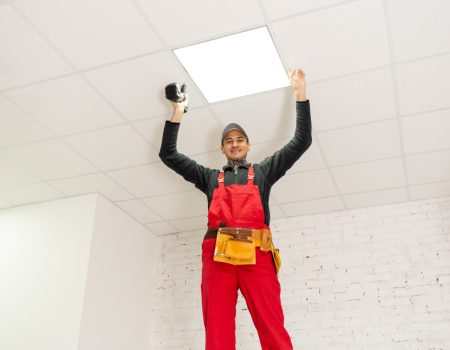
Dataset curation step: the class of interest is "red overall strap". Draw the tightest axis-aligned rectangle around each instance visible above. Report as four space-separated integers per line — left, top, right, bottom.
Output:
218 170 225 188
247 166 254 185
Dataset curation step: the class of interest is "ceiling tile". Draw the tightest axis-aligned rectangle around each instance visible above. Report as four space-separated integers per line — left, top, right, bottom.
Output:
271 0 390 82
0 95 52 148
271 169 338 203
171 216 208 232
134 108 222 155
0 5 72 89
1 139 97 180
318 119 402 166
396 54 450 116
133 116 166 149
48 173 133 202
14 0 163 69
189 152 225 171
308 68 396 131
332 158 406 193
115 199 162 224
84 52 204 121
406 149 450 185
211 87 297 144
143 190 206 220
145 221 178 236
0 182 62 205
281 197 344 217
135 0 264 47
343 188 408 209
6 75 124 135
0 154 40 189
262 0 349 19
0 197 13 209
249 138 325 173
388 0 450 62
289 140 327 173
401 109 450 154
249 138 286 164
65 124 157 171
410 181 450 200
107 162 193 198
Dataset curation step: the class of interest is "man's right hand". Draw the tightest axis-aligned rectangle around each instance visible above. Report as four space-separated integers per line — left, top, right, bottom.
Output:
170 94 189 123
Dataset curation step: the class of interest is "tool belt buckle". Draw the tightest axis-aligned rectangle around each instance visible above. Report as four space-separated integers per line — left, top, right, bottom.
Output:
213 227 256 265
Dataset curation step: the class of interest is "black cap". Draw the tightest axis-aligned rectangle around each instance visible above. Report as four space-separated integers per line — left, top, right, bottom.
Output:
221 123 249 145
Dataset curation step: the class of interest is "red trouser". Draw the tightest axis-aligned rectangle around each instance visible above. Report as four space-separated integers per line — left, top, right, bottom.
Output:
201 237 293 350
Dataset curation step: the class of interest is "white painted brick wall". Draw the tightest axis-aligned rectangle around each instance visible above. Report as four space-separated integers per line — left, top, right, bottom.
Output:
150 196 450 350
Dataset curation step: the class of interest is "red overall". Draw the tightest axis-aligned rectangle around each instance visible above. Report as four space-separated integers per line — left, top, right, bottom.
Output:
202 167 293 350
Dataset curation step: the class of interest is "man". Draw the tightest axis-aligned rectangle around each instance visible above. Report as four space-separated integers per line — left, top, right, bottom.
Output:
159 68 312 350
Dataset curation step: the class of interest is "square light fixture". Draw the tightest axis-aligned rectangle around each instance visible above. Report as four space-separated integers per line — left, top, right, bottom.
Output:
174 26 289 103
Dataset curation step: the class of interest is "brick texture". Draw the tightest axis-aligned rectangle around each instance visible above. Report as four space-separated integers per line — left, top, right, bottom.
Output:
151 196 450 350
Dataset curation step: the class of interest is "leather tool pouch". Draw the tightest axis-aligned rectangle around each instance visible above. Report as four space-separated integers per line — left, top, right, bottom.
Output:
271 248 281 276
213 228 256 265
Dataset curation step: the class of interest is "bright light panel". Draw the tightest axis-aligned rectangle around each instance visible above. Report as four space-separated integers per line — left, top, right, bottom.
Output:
174 27 289 103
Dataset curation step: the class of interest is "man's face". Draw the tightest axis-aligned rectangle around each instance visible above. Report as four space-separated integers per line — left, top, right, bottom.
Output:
221 130 250 161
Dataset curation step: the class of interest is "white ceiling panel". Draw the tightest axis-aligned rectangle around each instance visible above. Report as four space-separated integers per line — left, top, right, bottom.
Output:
0 95 52 148
401 109 450 154
48 173 133 202
143 190 206 221
289 140 327 173
0 154 40 189
174 109 222 156
171 216 207 232
308 67 396 131
0 197 13 209
2 0 450 228
6 75 124 135
189 152 224 171
0 182 62 205
343 187 408 209
406 150 450 185
115 199 162 224
332 158 406 193
248 139 286 164
133 116 166 149
396 54 450 116
211 87 296 144
145 221 178 236
65 124 157 171
262 0 348 20
1 139 97 180
271 0 390 82
106 162 193 198
410 182 450 201
84 52 204 121
318 119 401 166
248 138 326 173
387 0 450 62
14 0 163 69
135 0 264 47
0 5 73 89
281 197 344 217
271 169 338 203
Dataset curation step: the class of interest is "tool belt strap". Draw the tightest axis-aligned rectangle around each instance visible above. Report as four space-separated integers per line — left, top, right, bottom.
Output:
205 227 272 249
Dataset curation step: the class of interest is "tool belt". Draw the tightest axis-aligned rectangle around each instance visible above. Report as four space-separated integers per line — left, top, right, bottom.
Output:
208 227 281 275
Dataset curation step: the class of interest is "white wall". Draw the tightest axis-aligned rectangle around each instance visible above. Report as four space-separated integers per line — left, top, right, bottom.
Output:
151 196 450 350
0 194 158 350
0 194 97 350
77 195 157 350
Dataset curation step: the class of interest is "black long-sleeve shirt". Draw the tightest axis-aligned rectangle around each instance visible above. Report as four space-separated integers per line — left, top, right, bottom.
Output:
159 100 312 227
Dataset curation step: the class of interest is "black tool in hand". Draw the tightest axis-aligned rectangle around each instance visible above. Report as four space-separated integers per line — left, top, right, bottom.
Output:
165 83 188 113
